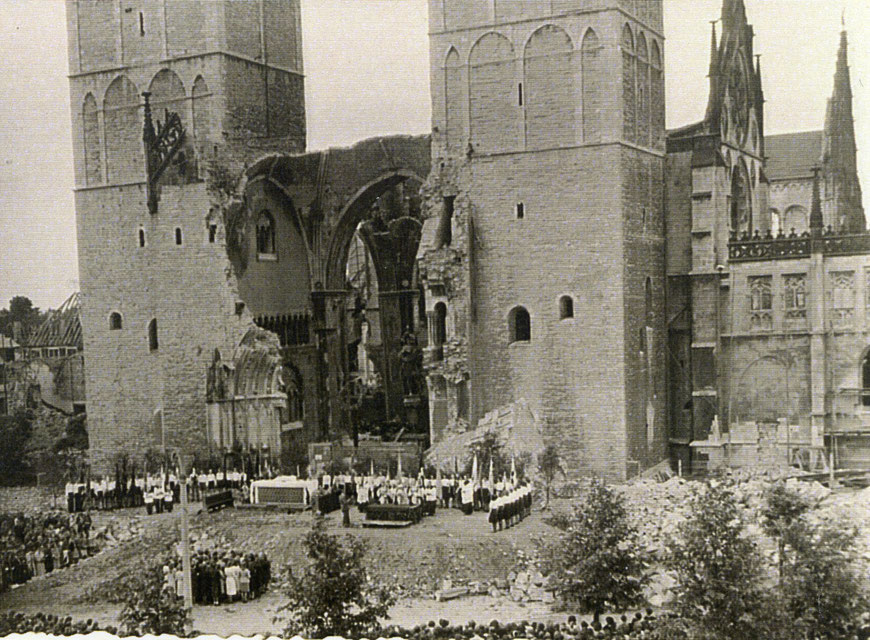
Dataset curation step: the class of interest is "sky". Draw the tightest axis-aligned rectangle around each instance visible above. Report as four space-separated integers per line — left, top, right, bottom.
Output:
0 0 867 311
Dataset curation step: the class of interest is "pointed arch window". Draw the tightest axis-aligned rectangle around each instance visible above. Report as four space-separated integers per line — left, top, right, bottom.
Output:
256 211 276 259
730 161 752 234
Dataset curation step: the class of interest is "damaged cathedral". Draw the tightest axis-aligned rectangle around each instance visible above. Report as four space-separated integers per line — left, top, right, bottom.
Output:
66 0 870 479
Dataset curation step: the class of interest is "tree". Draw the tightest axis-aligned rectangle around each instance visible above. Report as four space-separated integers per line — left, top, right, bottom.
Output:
119 561 190 637
665 482 782 640
538 479 647 624
536 444 564 509
762 483 868 639
760 481 812 586
0 296 44 341
0 413 33 485
467 430 507 480
279 515 395 638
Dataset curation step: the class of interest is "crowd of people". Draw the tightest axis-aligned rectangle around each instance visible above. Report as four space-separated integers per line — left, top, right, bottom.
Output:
63 468 255 515
0 511 94 593
379 610 708 640
162 548 270 606
305 468 533 533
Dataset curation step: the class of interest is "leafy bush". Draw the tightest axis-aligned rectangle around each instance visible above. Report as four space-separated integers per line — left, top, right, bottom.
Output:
538 479 647 623
279 515 395 638
118 559 190 637
0 612 113 636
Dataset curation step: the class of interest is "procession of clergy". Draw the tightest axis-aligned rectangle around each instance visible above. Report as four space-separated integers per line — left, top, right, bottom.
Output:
320 459 533 532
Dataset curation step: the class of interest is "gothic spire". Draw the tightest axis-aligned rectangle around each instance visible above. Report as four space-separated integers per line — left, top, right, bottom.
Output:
709 21 719 77
823 26 865 232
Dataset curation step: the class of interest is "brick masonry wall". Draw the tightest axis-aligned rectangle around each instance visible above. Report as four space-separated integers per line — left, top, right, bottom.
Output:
621 147 667 472
466 146 629 480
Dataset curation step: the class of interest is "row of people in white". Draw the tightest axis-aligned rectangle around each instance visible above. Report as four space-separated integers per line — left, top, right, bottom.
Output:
488 484 532 531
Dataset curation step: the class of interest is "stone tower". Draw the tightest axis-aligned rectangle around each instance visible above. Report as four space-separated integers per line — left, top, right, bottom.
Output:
65 0 305 467
422 0 668 479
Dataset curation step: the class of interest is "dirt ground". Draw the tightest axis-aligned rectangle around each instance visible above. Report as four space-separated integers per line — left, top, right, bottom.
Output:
0 489 558 635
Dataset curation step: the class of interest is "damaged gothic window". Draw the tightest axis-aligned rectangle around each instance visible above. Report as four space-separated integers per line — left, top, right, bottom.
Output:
256 211 276 258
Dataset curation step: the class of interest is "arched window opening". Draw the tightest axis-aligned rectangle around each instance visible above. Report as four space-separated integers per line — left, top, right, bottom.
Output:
148 318 158 352
148 69 193 185
636 32 650 147
650 40 664 145
770 208 781 236
175 227 183 245
192 75 211 147
524 24 574 150
559 296 574 319
109 312 122 330
138 227 146 248
83 93 102 186
470 32 518 154
444 47 464 153
104 75 143 184
730 161 752 234
784 205 808 234
582 29 603 142
509 306 531 343
622 24 636 143
862 352 870 407
257 211 276 257
433 302 447 346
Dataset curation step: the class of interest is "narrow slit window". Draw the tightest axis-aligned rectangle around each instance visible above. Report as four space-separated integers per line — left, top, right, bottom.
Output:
518 82 524 106
175 227 183 245
208 224 217 243
148 318 158 352
139 12 145 36
516 202 525 219
138 228 146 248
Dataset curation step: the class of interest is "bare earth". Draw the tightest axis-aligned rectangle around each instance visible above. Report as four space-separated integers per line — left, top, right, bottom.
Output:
0 489 560 635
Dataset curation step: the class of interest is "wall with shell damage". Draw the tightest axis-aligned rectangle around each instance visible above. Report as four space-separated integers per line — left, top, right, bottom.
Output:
417 156 473 445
